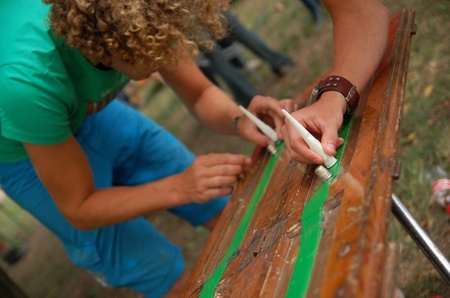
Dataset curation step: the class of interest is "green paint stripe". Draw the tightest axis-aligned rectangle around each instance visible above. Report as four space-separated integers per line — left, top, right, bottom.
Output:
199 143 284 297
286 118 353 297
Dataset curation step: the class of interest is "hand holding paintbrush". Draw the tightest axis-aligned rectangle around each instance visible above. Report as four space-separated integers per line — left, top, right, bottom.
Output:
238 105 279 155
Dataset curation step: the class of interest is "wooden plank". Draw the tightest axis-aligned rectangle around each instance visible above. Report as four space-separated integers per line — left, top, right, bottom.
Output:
380 243 399 298
182 9 415 298
313 10 415 297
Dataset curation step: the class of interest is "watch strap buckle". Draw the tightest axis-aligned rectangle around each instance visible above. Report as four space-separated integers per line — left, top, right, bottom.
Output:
309 85 319 105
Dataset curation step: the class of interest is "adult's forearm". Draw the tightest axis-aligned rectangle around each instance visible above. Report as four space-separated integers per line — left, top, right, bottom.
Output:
160 59 243 136
64 176 186 230
323 0 390 90
191 84 243 135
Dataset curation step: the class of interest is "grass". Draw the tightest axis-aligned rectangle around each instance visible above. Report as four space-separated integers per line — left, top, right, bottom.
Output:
381 1 450 295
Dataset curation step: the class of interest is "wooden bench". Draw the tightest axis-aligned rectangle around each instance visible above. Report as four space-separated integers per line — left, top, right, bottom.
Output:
182 9 416 298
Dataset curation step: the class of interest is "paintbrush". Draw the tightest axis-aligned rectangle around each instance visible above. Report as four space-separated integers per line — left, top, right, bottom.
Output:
238 105 278 155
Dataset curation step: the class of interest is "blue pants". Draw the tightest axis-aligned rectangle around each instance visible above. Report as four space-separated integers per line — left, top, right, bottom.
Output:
0 100 228 297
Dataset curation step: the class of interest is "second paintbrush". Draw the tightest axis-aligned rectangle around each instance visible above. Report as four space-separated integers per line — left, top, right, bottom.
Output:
238 105 278 155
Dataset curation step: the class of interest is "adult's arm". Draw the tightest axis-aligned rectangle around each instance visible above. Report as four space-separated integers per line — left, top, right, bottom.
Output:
282 0 389 164
159 53 296 147
24 137 249 230
24 54 293 231
324 0 389 90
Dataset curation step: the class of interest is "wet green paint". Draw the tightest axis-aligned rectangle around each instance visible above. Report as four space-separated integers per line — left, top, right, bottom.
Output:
285 119 353 297
199 142 284 297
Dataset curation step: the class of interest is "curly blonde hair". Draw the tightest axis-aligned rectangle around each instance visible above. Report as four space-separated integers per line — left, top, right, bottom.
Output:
44 0 229 69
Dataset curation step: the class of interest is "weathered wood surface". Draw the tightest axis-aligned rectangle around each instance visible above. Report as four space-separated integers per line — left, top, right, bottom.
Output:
183 9 416 298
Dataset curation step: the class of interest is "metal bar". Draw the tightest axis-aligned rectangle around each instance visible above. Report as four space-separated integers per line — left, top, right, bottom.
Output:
391 193 450 284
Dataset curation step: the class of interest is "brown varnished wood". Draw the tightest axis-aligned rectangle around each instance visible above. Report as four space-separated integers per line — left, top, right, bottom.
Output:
182 147 269 296
314 10 415 298
357 10 415 296
183 9 415 298
217 151 306 297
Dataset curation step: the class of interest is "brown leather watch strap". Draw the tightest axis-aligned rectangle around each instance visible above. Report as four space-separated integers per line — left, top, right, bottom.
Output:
314 75 360 122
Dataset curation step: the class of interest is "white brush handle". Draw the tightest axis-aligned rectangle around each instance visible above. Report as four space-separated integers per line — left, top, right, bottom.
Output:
239 106 278 142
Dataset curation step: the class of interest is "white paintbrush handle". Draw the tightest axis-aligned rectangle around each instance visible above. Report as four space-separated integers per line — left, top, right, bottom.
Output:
239 106 278 143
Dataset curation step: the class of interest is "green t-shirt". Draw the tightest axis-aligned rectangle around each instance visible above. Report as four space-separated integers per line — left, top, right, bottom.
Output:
0 1 129 163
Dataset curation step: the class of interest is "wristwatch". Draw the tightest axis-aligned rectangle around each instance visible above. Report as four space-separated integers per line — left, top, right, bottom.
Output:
309 75 360 123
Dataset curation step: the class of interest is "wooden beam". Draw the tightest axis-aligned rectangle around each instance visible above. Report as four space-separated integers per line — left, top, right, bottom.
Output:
183 9 416 298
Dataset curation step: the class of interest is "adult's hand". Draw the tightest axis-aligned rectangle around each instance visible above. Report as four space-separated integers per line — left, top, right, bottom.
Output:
236 95 297 148
176 153 251 203
281 94 345 164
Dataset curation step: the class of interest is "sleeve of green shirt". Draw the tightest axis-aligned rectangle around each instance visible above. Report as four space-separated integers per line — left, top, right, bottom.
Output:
0 64 73 146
